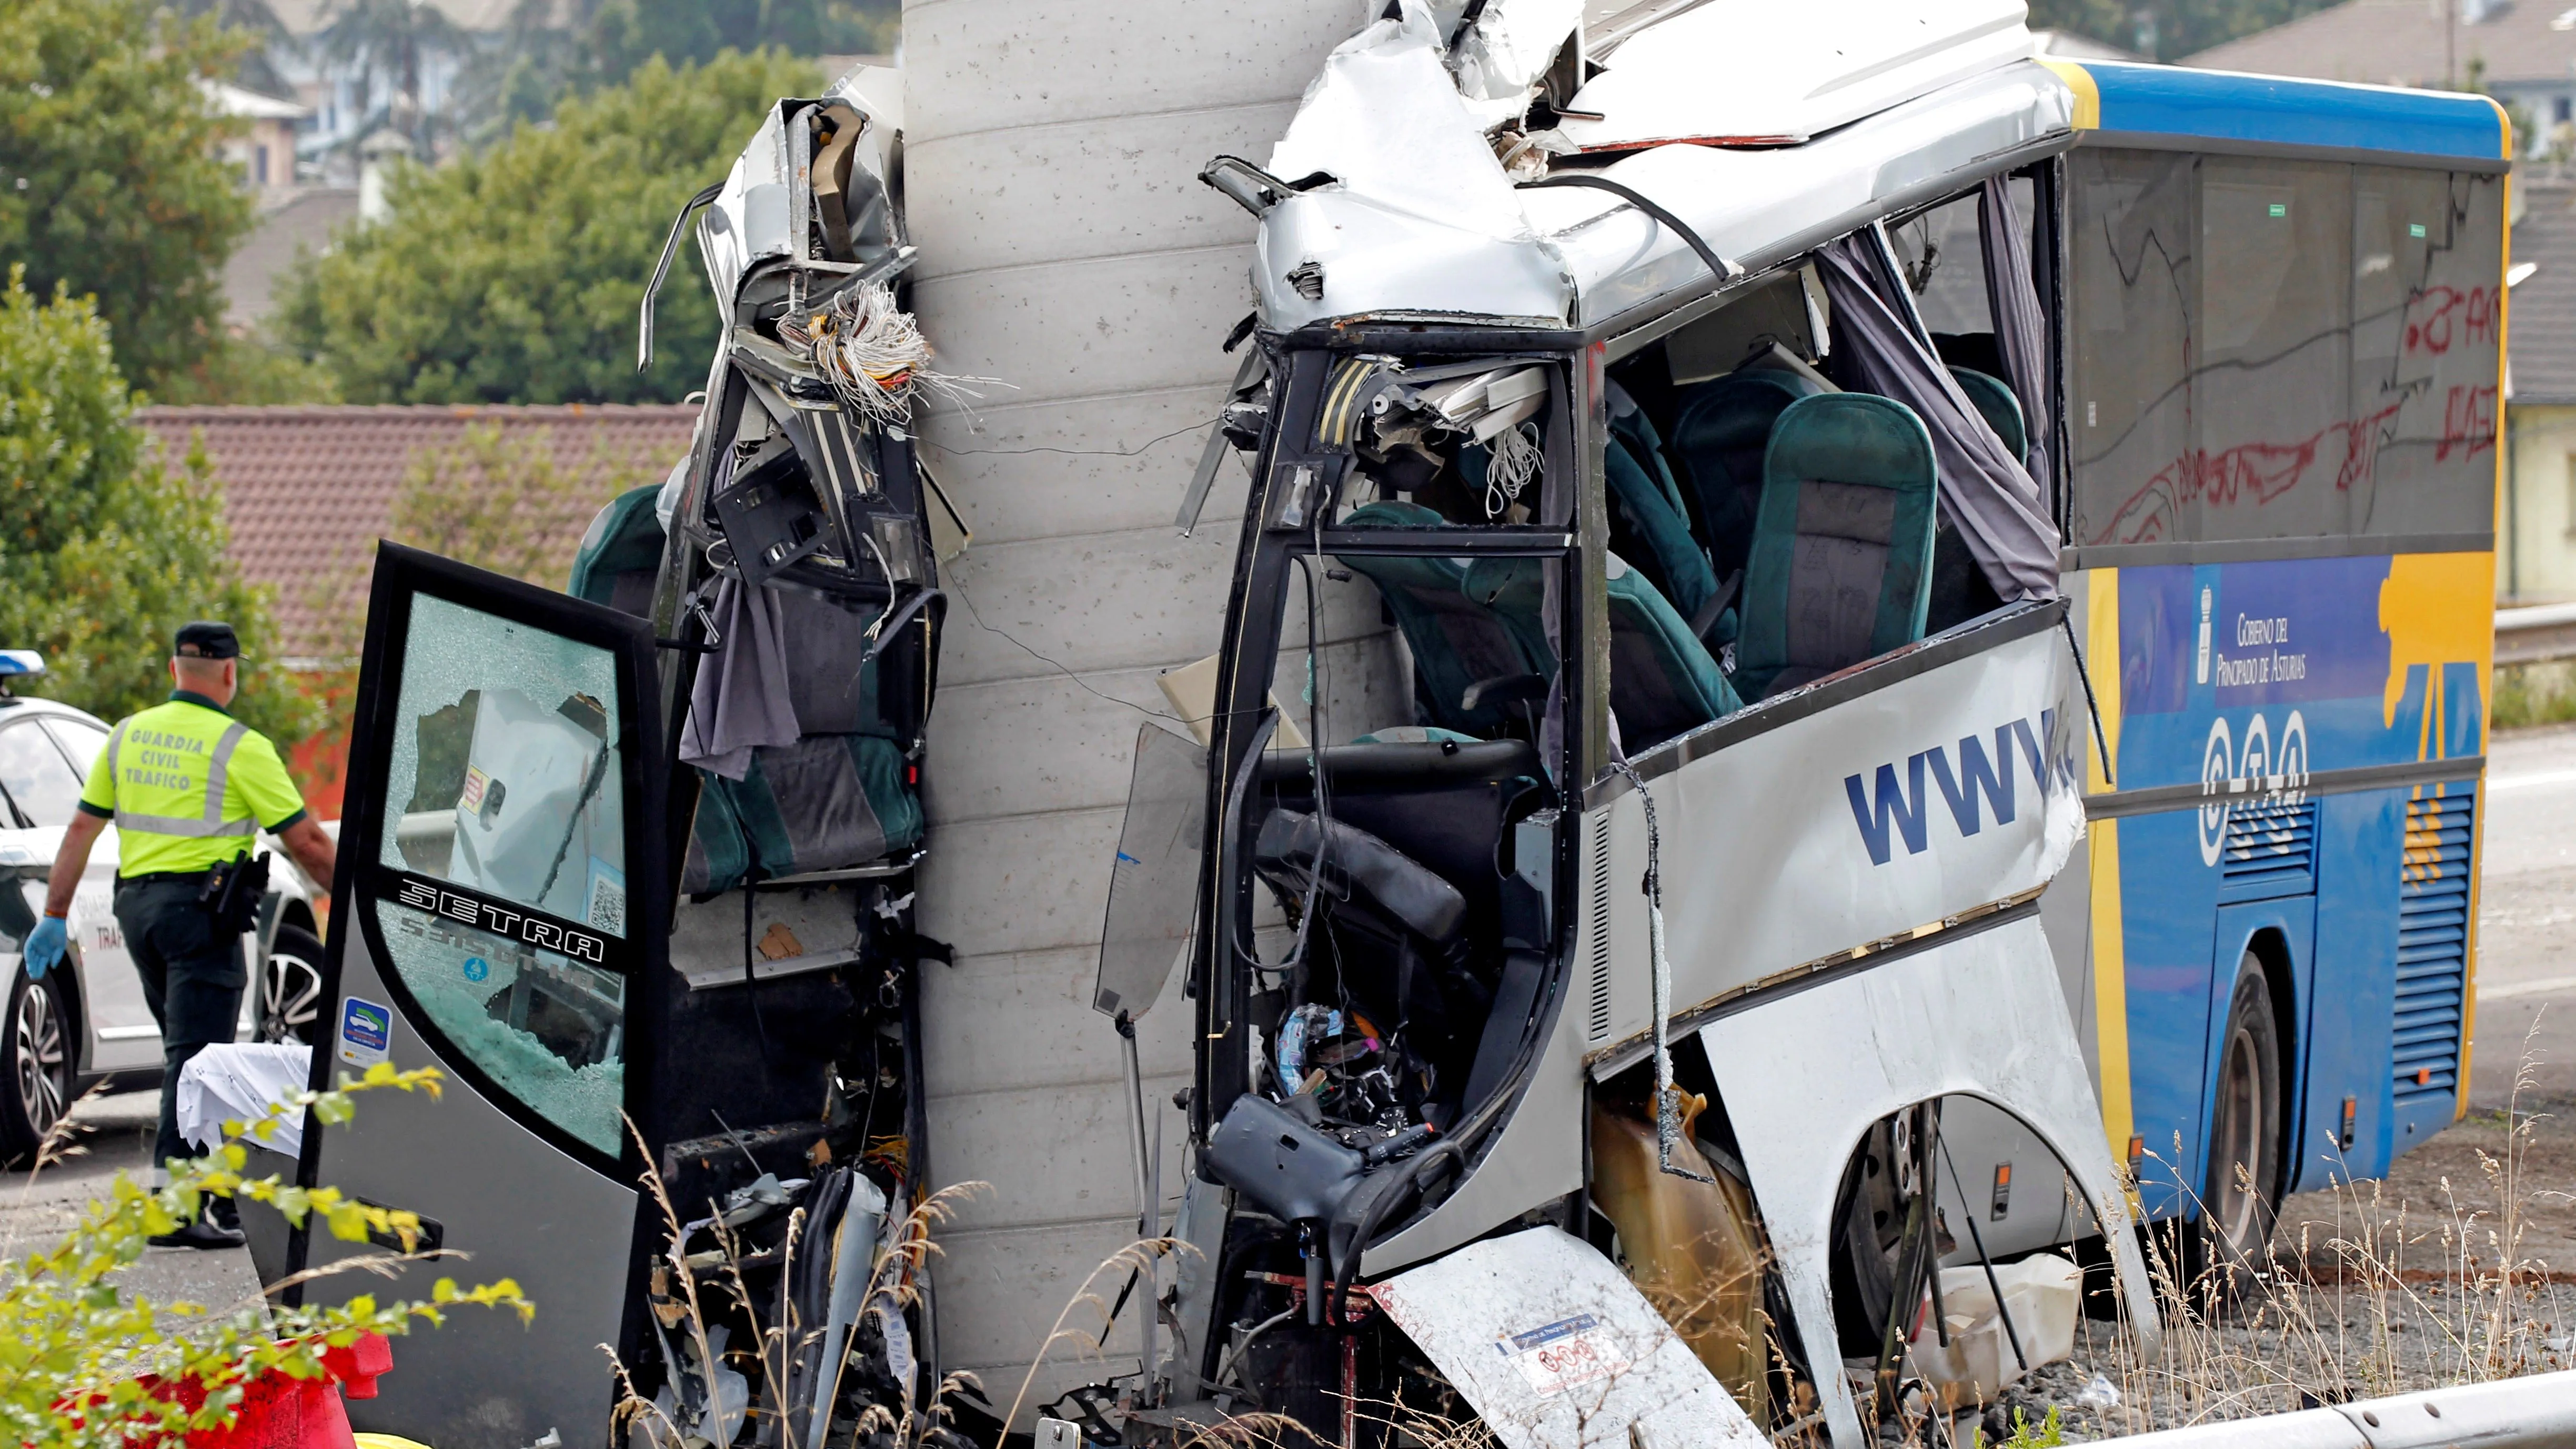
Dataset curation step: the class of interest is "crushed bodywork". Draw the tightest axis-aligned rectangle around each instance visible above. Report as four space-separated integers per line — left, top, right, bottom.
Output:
1088 5 2158 1448
291 61 970 1449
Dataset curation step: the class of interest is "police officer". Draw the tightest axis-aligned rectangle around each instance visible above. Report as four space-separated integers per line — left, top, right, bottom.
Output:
22 622 338 1249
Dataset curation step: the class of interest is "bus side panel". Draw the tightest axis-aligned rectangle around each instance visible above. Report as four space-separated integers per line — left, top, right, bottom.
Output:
2294 787 2407 1193
2115 808 2222 1220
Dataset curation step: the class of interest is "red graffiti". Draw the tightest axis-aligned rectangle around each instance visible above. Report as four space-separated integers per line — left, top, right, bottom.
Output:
2405 285 2498 356
2090 405 2401 545
2435 383 2497 461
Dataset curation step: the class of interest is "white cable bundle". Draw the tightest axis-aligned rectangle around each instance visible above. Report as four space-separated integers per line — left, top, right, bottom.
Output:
803 282 990 425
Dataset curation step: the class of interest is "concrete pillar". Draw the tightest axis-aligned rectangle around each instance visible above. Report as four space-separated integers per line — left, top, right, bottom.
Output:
901 0 1364 1419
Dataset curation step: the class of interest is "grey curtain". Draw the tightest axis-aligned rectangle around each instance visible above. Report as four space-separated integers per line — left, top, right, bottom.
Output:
1816 233 2062 603
1979 175 2056 505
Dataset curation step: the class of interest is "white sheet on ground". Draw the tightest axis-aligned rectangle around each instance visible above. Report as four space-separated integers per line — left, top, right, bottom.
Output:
176 1041 313 1157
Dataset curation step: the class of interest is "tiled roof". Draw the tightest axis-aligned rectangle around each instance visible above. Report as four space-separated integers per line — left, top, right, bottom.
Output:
2182 0 2576 89
2513 178 2576 404
136 405 698 657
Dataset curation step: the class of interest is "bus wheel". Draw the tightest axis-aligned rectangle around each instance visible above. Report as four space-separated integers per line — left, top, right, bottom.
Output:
2199 953 2282 1306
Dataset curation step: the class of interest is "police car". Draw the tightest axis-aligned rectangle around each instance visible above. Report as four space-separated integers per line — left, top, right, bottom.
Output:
0 652 325 1164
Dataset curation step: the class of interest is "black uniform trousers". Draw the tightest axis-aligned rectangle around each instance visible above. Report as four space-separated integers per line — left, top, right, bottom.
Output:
111 873 248 1174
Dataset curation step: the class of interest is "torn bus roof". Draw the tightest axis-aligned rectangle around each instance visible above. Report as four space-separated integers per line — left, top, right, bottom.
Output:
699 63 912 317
1565 0 2035 150
1240 0 2074 332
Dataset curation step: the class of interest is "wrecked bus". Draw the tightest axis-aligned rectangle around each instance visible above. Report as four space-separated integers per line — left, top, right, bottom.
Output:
251 6 2507 1446
1088 7 2504 1449
270 64 963 1448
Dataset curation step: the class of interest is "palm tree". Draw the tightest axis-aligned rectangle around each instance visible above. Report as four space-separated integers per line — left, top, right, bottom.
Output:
175 0 301 99
316 0 469 159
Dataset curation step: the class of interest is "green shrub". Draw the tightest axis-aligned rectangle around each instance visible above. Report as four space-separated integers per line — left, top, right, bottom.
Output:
2 1063 529 1448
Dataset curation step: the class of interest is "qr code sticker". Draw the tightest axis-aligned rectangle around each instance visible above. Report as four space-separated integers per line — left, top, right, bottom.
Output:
589 873 627 935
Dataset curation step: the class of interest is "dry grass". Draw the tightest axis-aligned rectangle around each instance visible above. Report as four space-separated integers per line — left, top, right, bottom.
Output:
602 1030 2574 1449
1986 1025 2575 1443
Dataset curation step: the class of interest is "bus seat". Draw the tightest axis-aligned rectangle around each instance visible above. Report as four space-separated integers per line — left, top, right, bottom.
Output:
1667 372 1807 587
1336 500 1550 737
1734 394 1938 700
567 481 667 617
1606 427 1719 626
1948 366 2028 465
1466 552 1742 753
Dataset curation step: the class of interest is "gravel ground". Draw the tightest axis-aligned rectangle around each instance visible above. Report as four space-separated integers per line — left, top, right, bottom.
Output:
1883 1093 2576 1445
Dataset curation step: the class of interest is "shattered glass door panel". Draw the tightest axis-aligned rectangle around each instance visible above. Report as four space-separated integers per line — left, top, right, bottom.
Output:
371 593 629 1154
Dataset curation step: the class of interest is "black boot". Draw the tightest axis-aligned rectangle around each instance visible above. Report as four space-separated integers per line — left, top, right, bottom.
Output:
149 1213 246 1250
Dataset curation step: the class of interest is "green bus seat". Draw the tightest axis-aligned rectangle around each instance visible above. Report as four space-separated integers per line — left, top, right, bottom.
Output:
1336 500 1553 737
1734 393 1939 701
1466 552 1740 753
1948 366 2028 465
1667 371 1810 586
1605 416 1719 627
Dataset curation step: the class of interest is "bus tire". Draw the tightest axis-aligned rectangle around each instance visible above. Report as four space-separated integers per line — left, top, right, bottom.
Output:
2197 953 2282 1305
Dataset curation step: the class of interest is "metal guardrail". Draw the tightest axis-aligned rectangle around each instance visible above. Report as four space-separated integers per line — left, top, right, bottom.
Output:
2497 602 2576 666
2100 1370 2576 1447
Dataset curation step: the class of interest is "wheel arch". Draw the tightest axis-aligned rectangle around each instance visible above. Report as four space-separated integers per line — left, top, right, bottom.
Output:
2233 925 2300 1206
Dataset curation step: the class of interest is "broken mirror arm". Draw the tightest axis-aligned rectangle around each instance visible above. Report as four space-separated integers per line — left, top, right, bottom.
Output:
640 180 727 373
1176 348 1273 535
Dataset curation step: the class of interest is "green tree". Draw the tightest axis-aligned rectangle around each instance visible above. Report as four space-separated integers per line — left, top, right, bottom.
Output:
449 0 892 143
0 270 319 750
0 0 258 394
277 48 820 405
2030 0 2343 61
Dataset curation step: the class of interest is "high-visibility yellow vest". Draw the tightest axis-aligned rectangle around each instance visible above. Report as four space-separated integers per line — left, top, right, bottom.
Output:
76 693 307 877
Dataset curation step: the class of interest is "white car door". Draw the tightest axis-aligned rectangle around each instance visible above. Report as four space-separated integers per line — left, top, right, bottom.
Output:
0 717 158 1072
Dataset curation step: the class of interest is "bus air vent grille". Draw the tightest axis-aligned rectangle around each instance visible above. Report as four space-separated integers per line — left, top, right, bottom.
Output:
2219 797 2317 898
1586 824 1613 1043
2393 788 2474 1103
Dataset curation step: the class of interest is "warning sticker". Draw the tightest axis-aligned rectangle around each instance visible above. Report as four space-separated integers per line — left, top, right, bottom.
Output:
338 995 392 1068
1500 1314 1628 1397
460 767 488 811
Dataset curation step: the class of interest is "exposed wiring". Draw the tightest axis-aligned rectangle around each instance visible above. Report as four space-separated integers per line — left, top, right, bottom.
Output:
1517 173 1741 287
1608 755 1709 1184
1212 1307 1299 1398
919 419 1215 460
791 281 997 426
2060 613 2115 788
1484 421 1541 520
940 570 1187 726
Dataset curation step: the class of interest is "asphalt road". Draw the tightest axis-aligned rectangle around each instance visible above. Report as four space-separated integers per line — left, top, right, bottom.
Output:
2469 720 2576 1106
0 1085 262 1315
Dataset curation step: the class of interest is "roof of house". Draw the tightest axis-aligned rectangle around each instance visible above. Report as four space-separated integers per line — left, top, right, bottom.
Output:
2512 177 2576 404
203 79 310 122
223 187 359 329
136 405 698 657
2182 0 2576 89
